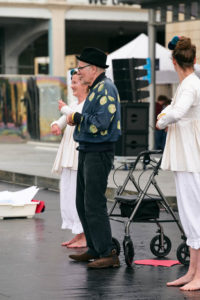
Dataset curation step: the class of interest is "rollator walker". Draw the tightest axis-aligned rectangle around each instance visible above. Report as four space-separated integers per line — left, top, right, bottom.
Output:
109 150 190 267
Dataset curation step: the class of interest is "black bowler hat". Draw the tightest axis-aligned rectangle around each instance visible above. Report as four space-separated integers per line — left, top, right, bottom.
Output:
76 47 109 68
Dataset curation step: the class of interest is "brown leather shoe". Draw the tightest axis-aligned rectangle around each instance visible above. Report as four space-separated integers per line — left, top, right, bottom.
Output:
69 252 98 262
87 249 120 269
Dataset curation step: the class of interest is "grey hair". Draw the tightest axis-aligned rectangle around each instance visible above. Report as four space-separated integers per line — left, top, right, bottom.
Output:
96 66 105 73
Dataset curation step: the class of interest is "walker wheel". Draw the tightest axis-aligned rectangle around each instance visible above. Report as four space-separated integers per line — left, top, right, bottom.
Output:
112 237 121 256
123 238 134 267
176 242 190 266
150 234 171 257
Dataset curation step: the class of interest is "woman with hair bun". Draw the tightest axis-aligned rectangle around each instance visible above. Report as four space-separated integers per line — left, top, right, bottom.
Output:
156 36 200 291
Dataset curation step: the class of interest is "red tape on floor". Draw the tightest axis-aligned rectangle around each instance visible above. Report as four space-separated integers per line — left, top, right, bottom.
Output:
134 259 181 267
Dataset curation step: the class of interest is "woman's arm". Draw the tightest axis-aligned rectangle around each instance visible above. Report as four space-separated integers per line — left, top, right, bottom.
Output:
157 87 195 129
58 100 74 116
51 115 67 131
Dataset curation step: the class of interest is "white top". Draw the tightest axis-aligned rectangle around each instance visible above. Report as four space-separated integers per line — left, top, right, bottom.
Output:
60 105 74 116
157 73 200 172
51 101 84 174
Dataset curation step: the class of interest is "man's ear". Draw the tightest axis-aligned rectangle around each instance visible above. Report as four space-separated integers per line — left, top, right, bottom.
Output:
194 57 196 64
92 65 97 73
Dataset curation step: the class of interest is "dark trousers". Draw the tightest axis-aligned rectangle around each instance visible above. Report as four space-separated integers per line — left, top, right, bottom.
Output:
155 129 167 151
76 151 114 257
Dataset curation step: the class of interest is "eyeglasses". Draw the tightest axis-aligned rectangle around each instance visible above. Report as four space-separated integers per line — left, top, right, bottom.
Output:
77 64 91 71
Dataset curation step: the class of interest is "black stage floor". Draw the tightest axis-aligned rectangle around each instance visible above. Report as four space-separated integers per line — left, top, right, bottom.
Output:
0 182 198 300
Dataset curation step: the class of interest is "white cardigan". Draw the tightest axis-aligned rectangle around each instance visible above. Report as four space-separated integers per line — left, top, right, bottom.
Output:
157 73 200 172
51 101 84 174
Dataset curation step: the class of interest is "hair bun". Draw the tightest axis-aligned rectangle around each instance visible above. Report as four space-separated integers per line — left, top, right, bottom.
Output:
168 36 180 50
171 35 196 69
177 37 192 50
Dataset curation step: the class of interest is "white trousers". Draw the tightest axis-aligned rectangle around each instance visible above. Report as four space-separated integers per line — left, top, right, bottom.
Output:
60 168 83 234
174 171 200 249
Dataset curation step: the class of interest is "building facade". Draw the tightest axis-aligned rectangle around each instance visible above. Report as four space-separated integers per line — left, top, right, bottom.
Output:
0 0 151 76
166 20 200 64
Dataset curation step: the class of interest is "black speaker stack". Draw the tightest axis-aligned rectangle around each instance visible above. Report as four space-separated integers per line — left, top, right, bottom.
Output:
115 102 149 156
112 58 150 102
112 58 150 156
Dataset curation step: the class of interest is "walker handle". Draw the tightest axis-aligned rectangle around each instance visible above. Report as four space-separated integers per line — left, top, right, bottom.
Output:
133 150 162 167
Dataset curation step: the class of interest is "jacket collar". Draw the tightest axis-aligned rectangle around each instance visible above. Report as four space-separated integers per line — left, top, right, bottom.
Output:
89 72 106 90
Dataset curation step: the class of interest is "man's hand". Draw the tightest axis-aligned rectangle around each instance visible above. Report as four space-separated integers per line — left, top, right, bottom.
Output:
67 113 75 126
51 124 61 135
58 99 67 111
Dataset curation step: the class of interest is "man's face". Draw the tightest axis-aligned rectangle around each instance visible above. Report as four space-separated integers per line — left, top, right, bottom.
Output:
77 61 93 85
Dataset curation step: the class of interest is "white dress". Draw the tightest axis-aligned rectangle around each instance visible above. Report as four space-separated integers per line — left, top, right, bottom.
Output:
158 73 200 172
51 101 84 234
157 72 200 249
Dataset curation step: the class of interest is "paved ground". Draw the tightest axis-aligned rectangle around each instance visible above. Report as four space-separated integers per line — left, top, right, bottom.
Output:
1 181 198 300
0 141 176 198
0 141 199 299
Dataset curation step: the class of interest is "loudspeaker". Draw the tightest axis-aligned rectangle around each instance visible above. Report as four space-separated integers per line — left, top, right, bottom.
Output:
115 102 149 156
121 102 149 132
112 58 150 102
115 133 148 156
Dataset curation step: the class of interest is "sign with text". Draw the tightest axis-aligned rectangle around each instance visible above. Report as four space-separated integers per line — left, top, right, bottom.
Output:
67 0 135 6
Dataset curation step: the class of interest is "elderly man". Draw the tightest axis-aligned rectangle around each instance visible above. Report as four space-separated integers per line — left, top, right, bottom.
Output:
67 47 121 269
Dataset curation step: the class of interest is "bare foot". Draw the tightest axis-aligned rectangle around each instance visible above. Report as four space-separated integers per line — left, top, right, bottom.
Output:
180 279 200 291
167 274 194 287
61 240 75 246
61 235 80 247
61 233 86 247
67 240 87 248
67 233 87 248
61 241 72 246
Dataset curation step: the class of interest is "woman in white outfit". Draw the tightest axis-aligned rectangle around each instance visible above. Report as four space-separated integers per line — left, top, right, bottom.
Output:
156 36 200 291
51 71 88 248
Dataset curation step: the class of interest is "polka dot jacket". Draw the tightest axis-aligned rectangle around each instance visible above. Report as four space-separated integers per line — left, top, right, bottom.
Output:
73 73 121 144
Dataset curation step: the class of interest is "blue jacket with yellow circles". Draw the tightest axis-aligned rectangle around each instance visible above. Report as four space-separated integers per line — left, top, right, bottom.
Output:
73 74 121 145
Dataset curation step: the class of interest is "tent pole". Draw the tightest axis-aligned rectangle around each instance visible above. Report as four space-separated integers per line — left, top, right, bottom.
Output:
148 9 156 150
